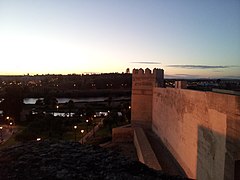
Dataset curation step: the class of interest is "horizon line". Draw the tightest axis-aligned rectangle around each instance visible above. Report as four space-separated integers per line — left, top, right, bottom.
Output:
0 73 239 80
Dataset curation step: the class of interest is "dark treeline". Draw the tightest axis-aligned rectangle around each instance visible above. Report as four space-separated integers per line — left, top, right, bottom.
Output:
0 73 132 98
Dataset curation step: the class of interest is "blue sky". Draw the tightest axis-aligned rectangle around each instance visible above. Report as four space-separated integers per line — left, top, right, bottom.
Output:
0 0 239 78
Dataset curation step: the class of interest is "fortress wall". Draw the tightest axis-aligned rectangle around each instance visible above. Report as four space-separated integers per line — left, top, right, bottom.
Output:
131 89 153 128
224 100 240 180
112 126 134 143
131 68 163 129
152 88 240 180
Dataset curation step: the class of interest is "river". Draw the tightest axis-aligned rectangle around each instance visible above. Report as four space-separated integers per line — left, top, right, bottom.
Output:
23 97 108 104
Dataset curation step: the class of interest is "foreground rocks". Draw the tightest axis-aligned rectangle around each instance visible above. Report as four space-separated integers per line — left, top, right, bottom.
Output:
0 141 188 180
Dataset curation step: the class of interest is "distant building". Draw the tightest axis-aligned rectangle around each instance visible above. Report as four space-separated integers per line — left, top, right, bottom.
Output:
175 81 187 89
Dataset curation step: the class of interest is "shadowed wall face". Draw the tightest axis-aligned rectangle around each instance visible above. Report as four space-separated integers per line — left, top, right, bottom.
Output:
197 126 226 180
151 88 240 180
235 160 240 179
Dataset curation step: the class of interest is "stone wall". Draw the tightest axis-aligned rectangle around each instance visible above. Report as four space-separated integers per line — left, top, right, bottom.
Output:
152 87 240 180
134 127 162 170
111 126 162 171
131 68 163 129
112 126 134 143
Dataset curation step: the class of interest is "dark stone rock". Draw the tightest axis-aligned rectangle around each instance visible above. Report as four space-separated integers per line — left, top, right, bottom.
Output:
0 140 188 180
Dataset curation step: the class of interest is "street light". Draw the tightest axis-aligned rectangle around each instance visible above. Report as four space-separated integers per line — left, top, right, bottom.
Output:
9 122 13 133
80 129 84 144
74 125 77 142
55 105 59 116
36 137 41 141
0 126 3 141
86 119 89 132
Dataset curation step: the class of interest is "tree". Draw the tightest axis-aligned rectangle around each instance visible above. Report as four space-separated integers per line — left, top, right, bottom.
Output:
85 106 95 119
107 96 112 108
1 85 23 122
103 110 118 132
67 100 75 117
35 99 44 106
43 95 58 109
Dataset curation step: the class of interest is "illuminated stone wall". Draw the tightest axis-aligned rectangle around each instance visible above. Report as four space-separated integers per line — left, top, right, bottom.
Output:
152 88 240 180
130 68 240 179
131 68 164 129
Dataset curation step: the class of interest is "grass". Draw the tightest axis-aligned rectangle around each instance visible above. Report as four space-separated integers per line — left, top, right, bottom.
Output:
0 135 18 149
62 130 87 142
85 124 111 145
84 119 130 145
96 126 111 137
0 117 130 148
62 123 88 141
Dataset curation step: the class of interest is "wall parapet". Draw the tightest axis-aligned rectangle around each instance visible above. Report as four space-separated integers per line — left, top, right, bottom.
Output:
134 127 162 170
112 125 134 143
132 68 164 77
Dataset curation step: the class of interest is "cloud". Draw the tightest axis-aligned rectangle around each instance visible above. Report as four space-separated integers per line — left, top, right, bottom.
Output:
175 73 196 76
212 70 223 72
166 65 238 69
131 61 161 64
218 75 240 79
164 73 240 79
165 74 201 79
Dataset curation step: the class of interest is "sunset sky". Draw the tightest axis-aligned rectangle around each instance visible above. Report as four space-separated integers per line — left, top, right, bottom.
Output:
0 0 239 78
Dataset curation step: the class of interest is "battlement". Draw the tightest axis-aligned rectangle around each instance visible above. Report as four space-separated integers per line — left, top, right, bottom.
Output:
132 68 164 89
132 68 164 76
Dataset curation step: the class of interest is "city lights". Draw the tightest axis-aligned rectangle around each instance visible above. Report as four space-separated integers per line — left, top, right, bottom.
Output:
74 125 77 142
80 129 84 144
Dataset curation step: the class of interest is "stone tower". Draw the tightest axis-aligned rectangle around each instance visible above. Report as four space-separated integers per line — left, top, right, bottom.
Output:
131 68 164 129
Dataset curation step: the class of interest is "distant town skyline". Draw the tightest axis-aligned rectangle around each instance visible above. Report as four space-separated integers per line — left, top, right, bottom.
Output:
0 0 239 78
